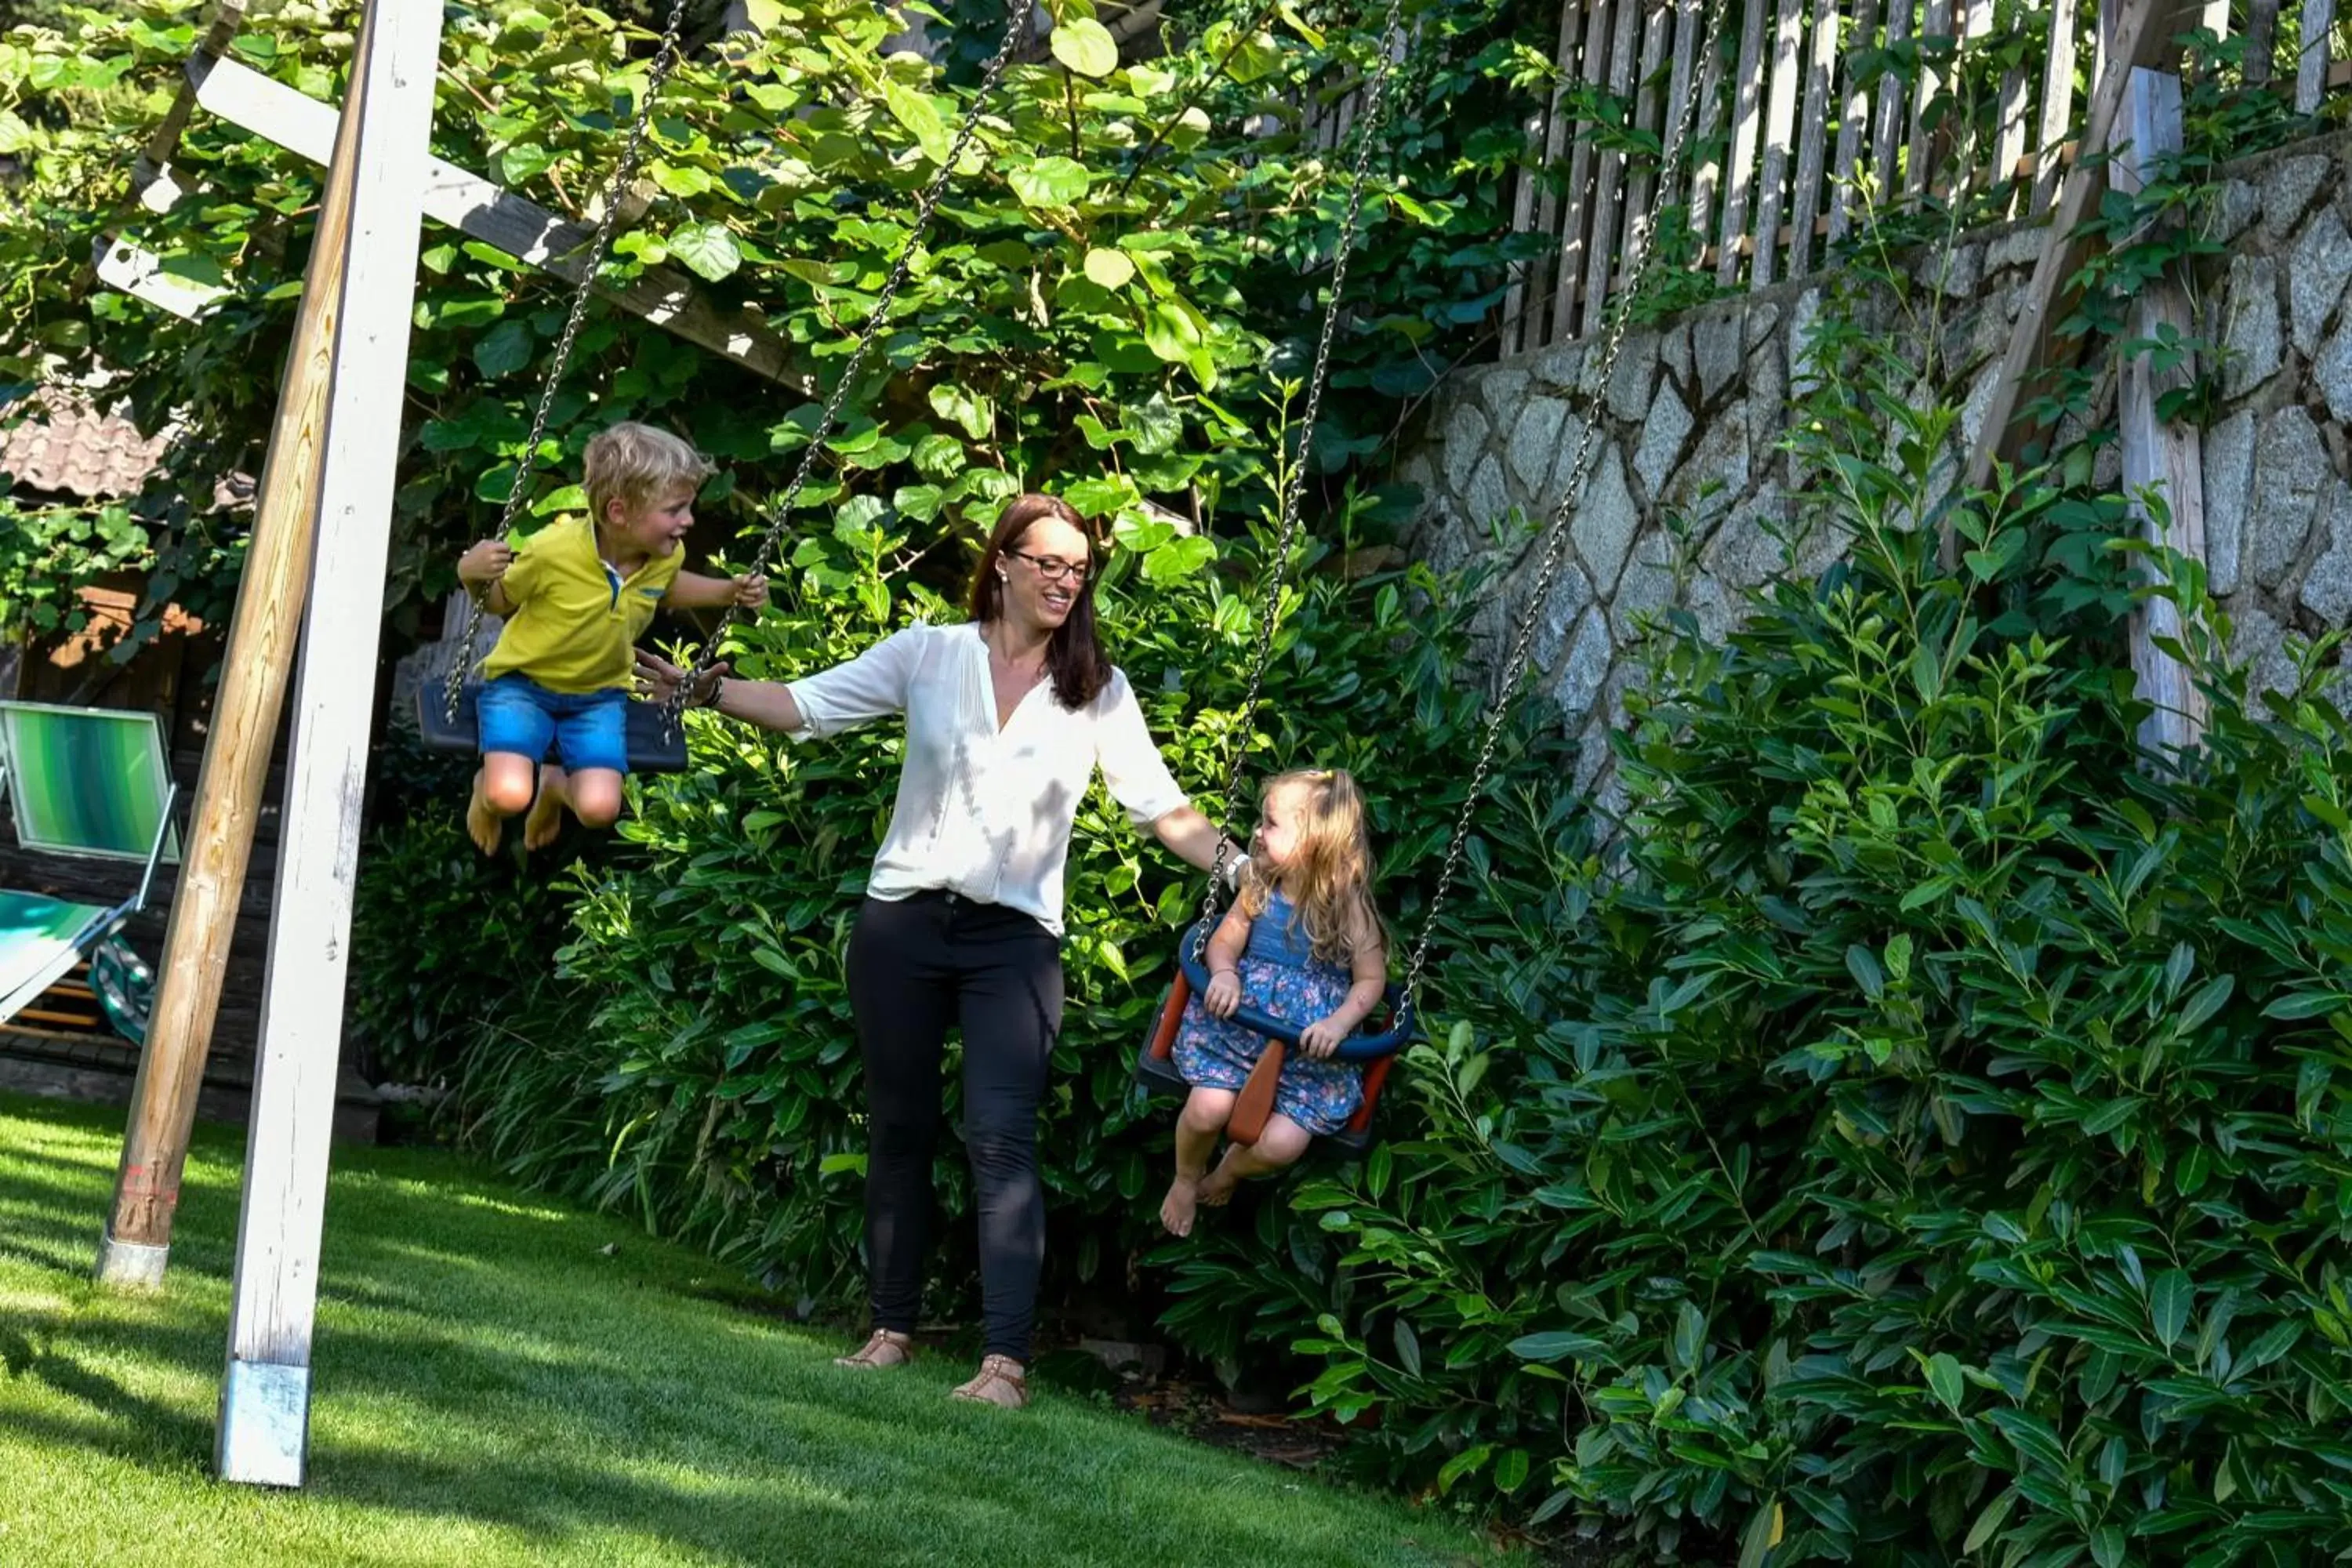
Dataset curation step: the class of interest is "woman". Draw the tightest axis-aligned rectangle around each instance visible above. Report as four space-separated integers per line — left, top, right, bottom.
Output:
637 493 1242 1410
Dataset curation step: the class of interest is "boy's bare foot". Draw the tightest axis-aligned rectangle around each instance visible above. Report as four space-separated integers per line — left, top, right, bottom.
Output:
1199 1150 1243 1207
465 774 503 856
1160 1174 1202 1236
522 767 565 851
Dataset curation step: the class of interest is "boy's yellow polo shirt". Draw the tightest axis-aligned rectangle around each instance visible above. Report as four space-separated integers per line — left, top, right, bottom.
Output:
480 516 684 693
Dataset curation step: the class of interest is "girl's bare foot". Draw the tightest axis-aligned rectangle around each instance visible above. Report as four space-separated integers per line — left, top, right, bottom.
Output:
1160 1174 1203 1236
465 773 503 855
1198 1149 1244 1207
521 766 565 851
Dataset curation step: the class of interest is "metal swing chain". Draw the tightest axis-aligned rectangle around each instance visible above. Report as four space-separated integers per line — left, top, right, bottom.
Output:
443 0 695 726
1395 0 1722 1011
662 2 1033 726
1192 0 1410 956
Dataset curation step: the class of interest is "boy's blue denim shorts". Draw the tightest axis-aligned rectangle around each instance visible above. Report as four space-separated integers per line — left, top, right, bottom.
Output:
477 673 630 775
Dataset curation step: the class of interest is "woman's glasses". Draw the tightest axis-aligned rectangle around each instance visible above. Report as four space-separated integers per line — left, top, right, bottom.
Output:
1007 549 1093 584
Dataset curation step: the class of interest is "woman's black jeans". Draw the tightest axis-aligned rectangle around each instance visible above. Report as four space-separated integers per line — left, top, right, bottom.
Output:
845 891 1065 1363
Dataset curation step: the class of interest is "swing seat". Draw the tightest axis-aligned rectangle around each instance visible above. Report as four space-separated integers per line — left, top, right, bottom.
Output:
412 676 688 775
1134 913 1414 1157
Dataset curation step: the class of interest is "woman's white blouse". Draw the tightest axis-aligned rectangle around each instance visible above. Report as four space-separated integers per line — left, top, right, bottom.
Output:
784 622 1190 936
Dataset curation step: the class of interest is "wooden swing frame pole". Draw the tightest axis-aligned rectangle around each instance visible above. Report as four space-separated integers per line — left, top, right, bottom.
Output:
95 0 439 1295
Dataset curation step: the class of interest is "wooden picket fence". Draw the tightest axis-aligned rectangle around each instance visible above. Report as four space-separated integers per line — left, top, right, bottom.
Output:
1497 0 2352 355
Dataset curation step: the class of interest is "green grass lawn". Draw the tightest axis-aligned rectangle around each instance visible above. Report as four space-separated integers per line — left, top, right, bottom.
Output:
0 1094 1509 1568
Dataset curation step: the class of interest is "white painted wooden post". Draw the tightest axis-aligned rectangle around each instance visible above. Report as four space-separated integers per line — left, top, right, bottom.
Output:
2111 65 2209 760
216 0 441 1490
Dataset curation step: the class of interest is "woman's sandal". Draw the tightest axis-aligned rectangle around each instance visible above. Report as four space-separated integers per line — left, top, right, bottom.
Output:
834 1329 915 1370
949 1354 1029 1410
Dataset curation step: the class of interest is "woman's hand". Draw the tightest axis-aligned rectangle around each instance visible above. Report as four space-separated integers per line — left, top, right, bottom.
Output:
458 539 511 588
634 649 728 707
1204 968 1242 1020
1299 1014 1351 1060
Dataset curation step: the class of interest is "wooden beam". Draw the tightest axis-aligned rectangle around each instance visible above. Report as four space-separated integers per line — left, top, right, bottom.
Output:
129 2 248 205
1715 0 1768 288
1788 0 1836 278
1955 0 2196 516
1519 0 1584 354
1750 0 1805 288
1619 2 1673 276
2299 0 2336 111
1871 0 1910 194
2245 0 2278 85
214 0 443 1489
1578 0 1642 336
2031 0 2081 212
190 53 811 393
1553 0 1617 343
73 1 245 300
2111 67 2207 760
93 234 230 321
95 7 379 1291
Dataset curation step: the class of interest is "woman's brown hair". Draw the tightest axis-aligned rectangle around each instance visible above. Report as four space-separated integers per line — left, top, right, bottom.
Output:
968 492 1110 709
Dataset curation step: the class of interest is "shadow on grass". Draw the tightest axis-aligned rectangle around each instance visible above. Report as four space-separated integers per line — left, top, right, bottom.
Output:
0 1098 1481 1568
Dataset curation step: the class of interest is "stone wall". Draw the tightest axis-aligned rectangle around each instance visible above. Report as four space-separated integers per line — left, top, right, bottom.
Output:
1399 129 2352 815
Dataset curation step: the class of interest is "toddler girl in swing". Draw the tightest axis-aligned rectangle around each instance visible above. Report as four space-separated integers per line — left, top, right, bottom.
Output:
1160 768 1389 1236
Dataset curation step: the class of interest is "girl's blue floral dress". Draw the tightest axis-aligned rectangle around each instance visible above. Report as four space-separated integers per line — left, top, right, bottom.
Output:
1174 891 1363 1135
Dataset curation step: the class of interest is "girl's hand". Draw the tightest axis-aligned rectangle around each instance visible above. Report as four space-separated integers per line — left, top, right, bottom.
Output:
1204 968 1242 1019
634 650 729 707
732 573 769 611
458 539 512 587
1300 1014 1351 1060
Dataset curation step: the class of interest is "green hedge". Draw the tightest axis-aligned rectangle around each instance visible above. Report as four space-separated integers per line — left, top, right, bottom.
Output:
1279 350 2352 1557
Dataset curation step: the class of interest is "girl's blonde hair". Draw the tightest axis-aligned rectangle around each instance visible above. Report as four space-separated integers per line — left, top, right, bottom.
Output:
1240 768 1382 967
584 421 713 529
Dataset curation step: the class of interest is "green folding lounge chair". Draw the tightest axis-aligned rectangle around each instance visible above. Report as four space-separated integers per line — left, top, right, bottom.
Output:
0 701 180 1045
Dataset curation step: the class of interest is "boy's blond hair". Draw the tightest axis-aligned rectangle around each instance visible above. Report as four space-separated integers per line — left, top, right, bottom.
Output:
583 421 713 529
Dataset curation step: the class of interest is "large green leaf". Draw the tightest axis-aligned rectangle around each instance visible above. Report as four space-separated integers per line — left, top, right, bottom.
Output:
1083 247 1135 289
880 78 953 164
927 383 994 441
1049 17 1120 78
2150 1269 2193 1348
472 318 535 379
496 142 554 184
1142 300 1203 365
1139 534 1214 583
1007 155 1091 209
667 222 742 282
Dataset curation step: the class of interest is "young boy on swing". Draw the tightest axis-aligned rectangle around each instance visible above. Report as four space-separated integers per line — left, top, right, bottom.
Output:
454 421 766 854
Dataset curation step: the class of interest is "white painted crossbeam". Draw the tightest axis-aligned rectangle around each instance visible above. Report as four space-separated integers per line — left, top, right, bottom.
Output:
191 52 808 391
